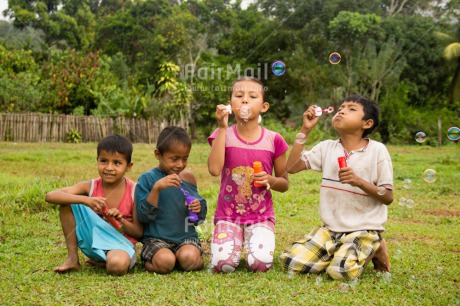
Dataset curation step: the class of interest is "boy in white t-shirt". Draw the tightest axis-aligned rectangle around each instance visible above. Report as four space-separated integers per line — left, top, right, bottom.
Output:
280 94 393 280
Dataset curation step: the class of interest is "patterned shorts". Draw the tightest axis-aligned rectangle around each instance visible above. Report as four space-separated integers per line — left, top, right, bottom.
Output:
279 226 381 280
140 238 203 263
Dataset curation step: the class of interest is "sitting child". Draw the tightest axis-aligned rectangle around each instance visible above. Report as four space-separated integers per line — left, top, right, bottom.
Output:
45 134 142 275
280 94 392 280
136 126 207 274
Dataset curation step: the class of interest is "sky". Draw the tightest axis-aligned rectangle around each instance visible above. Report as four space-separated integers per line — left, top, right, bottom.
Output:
0 0 10 21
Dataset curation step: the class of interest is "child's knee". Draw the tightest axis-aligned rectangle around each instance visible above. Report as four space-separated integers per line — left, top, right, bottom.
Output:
211 248 239 273
106 253 130 276
177 251 203 271
210 241 241 273
149 250 176 274
247 249 273 272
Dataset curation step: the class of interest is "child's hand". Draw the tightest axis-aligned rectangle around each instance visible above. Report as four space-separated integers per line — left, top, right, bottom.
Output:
86 197 107 212
155 174 182 191
105 207 123 221
187 198 201 214
338 167 362 187
215 103 230 128
302 105 321 131
252 170 271 189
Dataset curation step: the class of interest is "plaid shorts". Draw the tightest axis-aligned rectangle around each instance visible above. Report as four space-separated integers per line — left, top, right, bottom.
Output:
280 226 381 280
140 238 203 263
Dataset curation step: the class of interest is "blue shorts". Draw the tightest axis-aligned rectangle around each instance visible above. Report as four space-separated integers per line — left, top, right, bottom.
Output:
71 204 136 269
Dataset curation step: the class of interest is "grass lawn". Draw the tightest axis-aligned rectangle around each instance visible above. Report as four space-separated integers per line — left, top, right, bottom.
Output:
0 141 459 305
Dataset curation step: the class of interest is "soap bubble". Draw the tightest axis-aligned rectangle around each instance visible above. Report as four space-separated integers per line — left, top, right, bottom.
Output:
447 127 460 141
415 131 427 143
315 275 323 286
287 269 298 279
393 249 403 260
423 169 436 183
377 186 387 195
338 283 350 292
206 263 215 274
329 52 341 64
239 105 252 120
271 61 286 76
381 272 392 283
349 277 359 289
402 178 412 189
398 197 407 206
405 199 415 208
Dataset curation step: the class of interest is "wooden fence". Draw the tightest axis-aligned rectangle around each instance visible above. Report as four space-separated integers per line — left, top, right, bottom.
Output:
0 113 185 143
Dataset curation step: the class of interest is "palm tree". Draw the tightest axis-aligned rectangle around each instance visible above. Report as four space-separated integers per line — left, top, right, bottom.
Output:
436 31 460 104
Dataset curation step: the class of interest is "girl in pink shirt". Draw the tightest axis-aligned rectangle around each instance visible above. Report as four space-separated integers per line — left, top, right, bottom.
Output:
208 77 289 272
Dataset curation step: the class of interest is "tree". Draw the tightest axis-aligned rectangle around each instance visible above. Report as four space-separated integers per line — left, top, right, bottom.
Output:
5 0 95 50
437 31 460 105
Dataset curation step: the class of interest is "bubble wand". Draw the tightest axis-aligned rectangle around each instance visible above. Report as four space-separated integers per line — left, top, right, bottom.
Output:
315 106 334 117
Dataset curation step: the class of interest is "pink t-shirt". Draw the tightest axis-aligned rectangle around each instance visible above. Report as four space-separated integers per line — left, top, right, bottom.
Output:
208 125 289 225
90 177 137 245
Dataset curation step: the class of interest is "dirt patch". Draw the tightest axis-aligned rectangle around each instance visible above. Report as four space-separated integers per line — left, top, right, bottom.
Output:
422 209 460 218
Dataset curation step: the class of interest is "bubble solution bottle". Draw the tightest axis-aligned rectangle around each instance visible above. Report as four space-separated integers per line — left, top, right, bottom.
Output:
253 161 263 187
337 156 347 169
101 206 123 233
186 195 199 222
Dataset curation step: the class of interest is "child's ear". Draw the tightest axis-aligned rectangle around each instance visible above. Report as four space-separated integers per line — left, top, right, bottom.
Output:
154 149 161 160
126 162 133 172
363 119 374 130
261 102 270 114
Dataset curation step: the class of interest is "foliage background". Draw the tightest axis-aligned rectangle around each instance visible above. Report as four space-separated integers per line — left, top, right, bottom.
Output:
1 0 459 143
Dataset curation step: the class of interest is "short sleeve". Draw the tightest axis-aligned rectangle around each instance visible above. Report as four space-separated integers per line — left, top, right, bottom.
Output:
208 128 218 146
303 142 324 172
376 144 393 188
274 133 289 159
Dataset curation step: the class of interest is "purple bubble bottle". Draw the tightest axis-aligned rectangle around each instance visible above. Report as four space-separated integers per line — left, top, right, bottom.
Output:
186 195 199 222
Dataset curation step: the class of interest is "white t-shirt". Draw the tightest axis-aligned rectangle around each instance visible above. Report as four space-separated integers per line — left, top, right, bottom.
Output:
303 139 393 232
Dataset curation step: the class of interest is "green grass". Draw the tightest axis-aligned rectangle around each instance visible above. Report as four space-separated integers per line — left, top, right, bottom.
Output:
0 142 459 304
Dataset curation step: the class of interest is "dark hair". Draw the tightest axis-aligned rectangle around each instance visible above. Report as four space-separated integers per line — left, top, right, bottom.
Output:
342 94 380 138
156 126 191 155
97 134 133 163
229 76 266 100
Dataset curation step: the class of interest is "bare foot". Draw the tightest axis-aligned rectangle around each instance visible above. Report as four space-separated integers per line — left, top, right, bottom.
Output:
54 258 82 273
85 258 106 267
372 238 391 272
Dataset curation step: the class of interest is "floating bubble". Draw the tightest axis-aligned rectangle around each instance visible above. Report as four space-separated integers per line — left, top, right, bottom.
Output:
398 197 407 206
239 105 252 121
415 131 427 143
315 275 323 286
447 127 460 141
377 186 387 196
402 178 412 189
329 52 341 64
423 169 436 183
338 283 350 292
349 277 359 289
381 272 392 283
393 249 403 260
405 199 415 208
287 269 298 279
271 61 286 76
206 263 215 274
